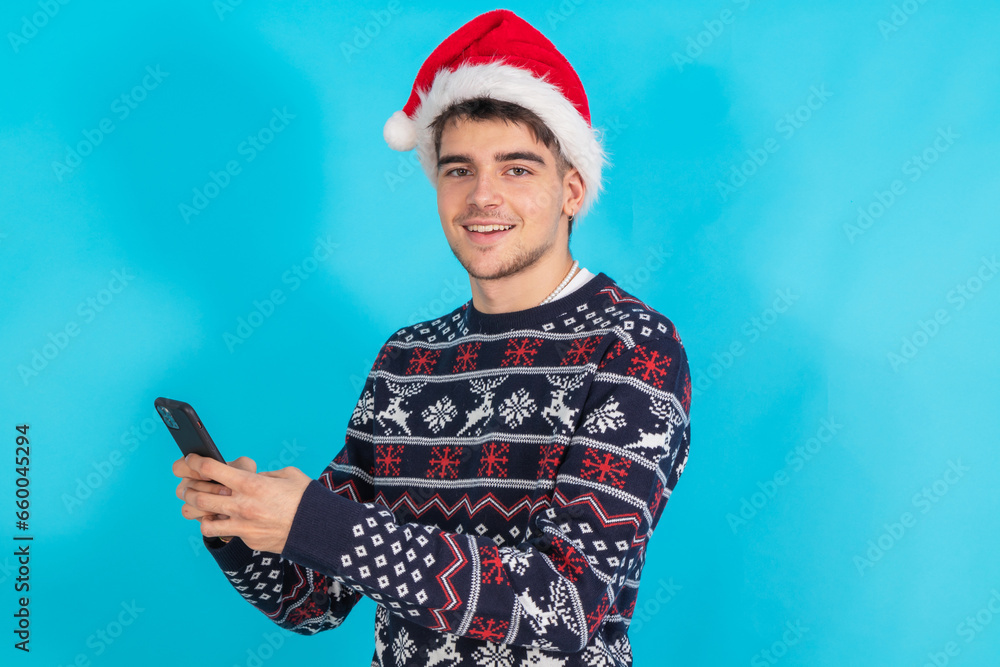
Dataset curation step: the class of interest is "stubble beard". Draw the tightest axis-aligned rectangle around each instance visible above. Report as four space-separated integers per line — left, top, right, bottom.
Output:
452 234 554 281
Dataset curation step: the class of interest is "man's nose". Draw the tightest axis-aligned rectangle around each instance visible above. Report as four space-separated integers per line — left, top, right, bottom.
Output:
469 171 502 208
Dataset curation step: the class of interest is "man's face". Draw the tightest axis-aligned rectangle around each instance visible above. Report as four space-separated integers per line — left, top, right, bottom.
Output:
435 116 579 281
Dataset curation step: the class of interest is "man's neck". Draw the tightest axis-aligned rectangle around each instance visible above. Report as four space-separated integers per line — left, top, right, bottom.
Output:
469 251 575 314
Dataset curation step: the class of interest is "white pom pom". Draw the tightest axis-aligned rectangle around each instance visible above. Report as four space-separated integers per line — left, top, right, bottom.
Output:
383 110 417 151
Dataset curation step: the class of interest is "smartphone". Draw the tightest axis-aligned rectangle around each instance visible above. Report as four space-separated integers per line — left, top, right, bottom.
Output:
154 397 227 464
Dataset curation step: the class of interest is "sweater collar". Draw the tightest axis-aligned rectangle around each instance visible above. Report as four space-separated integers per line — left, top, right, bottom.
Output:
461 271 615 335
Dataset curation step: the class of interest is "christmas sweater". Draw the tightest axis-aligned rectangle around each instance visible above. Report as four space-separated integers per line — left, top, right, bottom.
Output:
204 271 692 667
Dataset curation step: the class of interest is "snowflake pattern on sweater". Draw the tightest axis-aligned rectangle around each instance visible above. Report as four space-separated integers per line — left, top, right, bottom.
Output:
204 272 692 667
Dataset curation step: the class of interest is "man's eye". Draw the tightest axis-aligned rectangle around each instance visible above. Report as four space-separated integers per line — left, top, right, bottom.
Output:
507 167 529 176
447 168 470 177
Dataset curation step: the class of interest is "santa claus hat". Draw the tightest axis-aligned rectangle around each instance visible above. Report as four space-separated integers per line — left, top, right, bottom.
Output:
383 9 608 221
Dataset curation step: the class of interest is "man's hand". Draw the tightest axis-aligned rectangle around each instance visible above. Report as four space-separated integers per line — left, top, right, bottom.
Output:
176 452 312 554
173 453 259 544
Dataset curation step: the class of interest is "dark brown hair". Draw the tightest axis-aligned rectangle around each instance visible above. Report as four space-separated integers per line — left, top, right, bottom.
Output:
431 97 574 180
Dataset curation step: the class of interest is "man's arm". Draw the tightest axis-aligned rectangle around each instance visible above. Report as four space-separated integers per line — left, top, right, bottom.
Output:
278 331 692 652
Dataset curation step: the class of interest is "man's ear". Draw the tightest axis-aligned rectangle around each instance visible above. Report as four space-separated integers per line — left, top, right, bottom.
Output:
563 167 585 217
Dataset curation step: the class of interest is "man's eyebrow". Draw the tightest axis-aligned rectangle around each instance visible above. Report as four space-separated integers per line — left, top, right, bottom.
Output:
495 151 547 166
437 151 548 170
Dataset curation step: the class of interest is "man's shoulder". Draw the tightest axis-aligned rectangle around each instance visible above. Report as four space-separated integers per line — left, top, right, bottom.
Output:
383 302 472 347
591 276 686 350
593 277 692 416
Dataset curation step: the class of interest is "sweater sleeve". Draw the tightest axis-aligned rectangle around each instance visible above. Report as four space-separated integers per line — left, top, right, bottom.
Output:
280 332 692 652
201 368 383 635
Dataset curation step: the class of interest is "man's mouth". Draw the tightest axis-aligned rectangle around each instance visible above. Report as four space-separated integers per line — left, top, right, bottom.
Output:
466 224 513 233
463 223 514 243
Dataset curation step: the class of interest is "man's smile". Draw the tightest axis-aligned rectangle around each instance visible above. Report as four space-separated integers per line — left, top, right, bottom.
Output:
462 222 516 245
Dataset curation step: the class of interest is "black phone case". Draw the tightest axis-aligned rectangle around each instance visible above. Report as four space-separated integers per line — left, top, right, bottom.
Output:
154 397 227 464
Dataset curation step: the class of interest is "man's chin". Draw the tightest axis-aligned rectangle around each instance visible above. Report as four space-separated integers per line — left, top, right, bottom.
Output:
464 265 519 282
453 245 550 283
452 251 513 282
460 256 532 282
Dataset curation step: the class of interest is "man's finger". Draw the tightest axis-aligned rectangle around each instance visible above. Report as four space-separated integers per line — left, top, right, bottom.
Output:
230 456 258 474
260 466 306 480
172 455 209 481
186 487 232 517
176 479 227 502
186 453 247 489
199 515 242 541
181 502 219 521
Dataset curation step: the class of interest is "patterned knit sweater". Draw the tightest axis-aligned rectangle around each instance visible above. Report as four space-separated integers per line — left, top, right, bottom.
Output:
204 271 692 667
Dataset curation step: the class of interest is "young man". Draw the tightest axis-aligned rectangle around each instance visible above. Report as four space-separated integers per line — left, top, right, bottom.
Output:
173 9 692 666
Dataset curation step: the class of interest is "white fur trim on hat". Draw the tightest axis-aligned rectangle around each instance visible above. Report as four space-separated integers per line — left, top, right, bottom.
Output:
406 61 609 222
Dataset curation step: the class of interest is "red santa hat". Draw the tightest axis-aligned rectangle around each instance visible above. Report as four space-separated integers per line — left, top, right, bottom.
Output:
383 8 608 221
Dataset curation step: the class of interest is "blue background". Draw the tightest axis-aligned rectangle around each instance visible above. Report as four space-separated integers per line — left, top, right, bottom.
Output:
2 1 998 665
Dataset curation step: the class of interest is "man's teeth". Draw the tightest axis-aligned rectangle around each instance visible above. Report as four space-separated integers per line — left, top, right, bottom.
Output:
467 224 513 232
